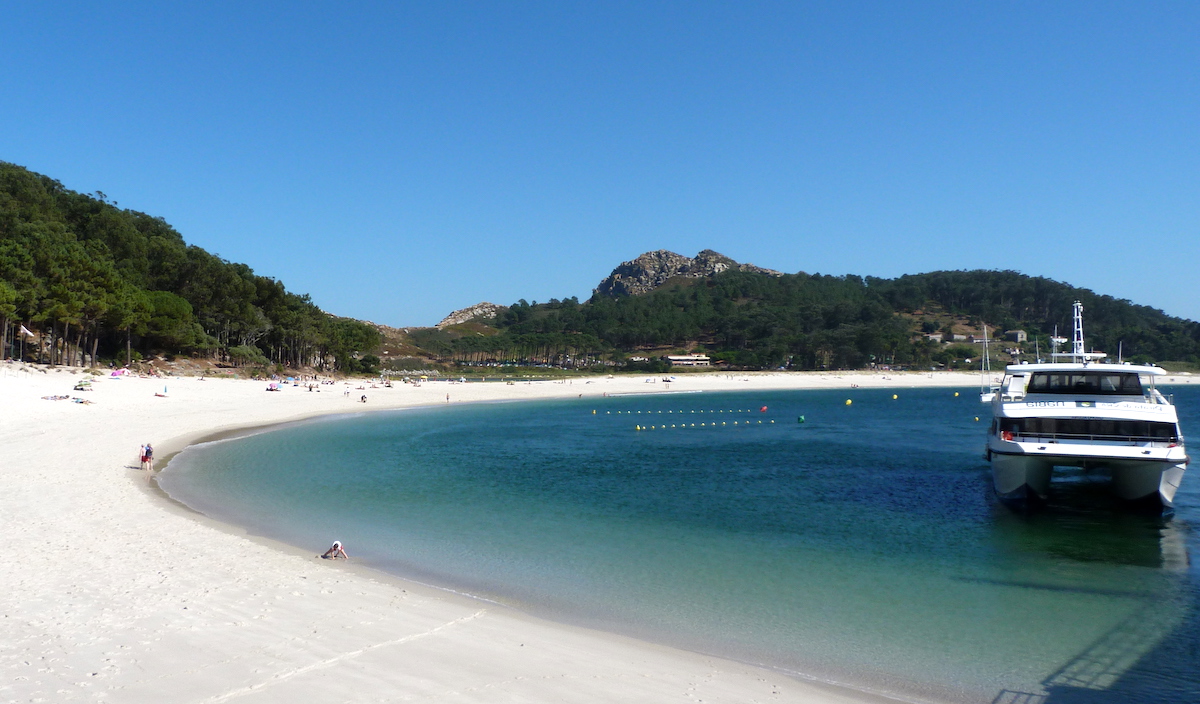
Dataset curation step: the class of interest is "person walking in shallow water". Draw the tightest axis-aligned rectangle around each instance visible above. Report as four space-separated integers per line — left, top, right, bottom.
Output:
322 541 348 559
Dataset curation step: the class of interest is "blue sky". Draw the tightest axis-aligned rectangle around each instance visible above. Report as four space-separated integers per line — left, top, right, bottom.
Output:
2 2 1197 326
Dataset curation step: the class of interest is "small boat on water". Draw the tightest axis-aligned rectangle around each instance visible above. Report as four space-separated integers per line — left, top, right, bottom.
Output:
984 302 1189 508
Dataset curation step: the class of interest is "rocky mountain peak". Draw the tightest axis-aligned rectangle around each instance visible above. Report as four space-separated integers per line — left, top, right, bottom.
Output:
436 302 504 328
594 249 782 297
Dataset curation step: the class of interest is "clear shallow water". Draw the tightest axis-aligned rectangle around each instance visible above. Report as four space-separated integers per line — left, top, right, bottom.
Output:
161 386 1200 703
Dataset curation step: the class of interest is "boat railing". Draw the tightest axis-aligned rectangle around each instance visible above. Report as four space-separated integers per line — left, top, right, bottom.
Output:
1009 431 1178 445
1143 389 1175 405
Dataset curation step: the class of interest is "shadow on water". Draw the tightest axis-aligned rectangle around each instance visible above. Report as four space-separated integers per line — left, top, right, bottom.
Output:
991 586 1200 703
988 481 1199 704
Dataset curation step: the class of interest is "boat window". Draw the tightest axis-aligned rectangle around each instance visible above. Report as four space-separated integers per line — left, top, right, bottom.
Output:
998 417 1176 441
1003 375 1028 396
1025 372 1142 395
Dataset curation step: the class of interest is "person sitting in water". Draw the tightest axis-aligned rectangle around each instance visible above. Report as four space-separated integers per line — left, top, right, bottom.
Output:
322 541 348 559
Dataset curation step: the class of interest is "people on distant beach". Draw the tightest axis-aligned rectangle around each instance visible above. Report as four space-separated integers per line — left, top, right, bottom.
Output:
140 443 154 471
322 541 348 559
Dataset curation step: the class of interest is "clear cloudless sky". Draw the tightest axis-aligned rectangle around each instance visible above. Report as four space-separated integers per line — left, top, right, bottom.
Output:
2 2 1197 326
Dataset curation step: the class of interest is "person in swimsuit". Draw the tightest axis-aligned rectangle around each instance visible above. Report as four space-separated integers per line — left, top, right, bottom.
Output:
322 541 348 559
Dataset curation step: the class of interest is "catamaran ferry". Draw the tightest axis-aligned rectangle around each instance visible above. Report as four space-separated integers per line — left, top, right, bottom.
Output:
984 302 1189 508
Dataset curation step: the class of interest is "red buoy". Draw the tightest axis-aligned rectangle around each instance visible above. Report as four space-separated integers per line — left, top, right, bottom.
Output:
760 406 768 412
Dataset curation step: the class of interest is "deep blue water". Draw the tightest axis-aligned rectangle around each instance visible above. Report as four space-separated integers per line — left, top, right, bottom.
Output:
160 386 1200 703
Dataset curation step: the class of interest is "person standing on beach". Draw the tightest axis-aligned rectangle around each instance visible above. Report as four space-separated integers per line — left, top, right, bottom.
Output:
140 443 154 471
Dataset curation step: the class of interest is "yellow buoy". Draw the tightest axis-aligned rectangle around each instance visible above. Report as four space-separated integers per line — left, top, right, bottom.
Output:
845 399 852 405
636 425 641 431
592 410 596 414
954 392 959 397
974 417 979 421
892 394 897 400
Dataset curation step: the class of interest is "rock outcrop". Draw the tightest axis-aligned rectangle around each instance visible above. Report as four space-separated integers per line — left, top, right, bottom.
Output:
436 302 504 328
594 249 783 297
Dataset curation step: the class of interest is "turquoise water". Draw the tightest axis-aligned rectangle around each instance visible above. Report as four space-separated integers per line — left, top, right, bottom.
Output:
161 387 1200 703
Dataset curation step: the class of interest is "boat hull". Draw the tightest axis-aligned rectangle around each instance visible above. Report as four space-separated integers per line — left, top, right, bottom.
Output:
989 450 1186 508
991 452 1053 503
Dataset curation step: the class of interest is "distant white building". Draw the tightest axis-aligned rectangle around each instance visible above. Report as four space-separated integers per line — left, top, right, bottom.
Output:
665 354 711 367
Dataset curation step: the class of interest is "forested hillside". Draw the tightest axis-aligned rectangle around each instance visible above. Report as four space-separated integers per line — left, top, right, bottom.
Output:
0 162 379 371
5 162 1197 375
440 268 1200 371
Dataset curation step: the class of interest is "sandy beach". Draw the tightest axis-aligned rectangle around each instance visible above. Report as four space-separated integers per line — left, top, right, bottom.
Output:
1 365 1189 703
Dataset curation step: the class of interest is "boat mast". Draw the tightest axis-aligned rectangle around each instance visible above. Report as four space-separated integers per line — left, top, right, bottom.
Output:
1071 300 1086 362
980 325 991 393
1051 301 1095 364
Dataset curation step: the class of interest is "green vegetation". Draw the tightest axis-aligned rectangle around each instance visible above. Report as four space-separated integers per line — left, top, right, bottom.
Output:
5 162 1197 374
0 162 379 371
455 270 1200 370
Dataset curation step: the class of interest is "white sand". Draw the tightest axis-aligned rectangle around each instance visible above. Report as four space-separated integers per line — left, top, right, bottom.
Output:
0 365 1000 703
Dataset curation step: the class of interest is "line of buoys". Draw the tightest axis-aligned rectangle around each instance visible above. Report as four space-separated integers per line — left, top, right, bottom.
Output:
638 419 779 430
602 408 764 416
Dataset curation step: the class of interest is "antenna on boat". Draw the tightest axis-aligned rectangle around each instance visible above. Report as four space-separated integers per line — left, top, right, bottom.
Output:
1118 341 1123 364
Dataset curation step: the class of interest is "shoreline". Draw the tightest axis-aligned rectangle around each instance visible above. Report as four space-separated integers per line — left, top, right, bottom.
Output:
0 366 1150 703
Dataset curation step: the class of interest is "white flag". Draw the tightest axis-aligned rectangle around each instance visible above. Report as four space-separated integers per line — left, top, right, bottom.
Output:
19 325 35 338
